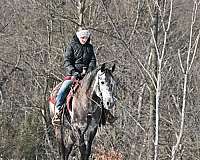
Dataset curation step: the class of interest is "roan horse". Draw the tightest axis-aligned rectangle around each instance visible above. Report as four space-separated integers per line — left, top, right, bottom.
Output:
49 63 117 160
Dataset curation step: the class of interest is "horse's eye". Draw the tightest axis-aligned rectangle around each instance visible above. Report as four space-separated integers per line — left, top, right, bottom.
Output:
101 81 105 85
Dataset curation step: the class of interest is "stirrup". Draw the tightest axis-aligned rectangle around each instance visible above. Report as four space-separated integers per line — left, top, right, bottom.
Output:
52 113 61 126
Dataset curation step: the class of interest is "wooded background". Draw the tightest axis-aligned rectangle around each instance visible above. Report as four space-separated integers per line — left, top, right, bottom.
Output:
0 0 200 159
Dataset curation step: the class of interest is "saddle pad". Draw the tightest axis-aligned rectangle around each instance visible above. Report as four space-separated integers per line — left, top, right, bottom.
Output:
49 82 62 104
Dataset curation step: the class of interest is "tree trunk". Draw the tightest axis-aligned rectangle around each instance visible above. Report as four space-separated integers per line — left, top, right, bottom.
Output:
147 4 159 160
78 0 86 27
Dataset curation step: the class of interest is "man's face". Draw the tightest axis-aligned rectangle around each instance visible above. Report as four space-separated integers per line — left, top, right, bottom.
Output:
79 36 89 44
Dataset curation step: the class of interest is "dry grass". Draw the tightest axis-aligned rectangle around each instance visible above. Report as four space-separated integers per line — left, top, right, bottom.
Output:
94 146 123 160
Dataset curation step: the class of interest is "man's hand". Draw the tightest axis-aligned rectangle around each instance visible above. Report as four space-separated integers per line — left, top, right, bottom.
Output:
72 71 82 81
71 76 77 81
72 72 81 80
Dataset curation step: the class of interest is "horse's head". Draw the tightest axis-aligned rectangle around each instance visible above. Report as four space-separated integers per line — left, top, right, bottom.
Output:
94 63 116 110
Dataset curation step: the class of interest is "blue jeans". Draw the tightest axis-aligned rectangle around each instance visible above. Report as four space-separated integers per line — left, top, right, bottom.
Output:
55 80 73 111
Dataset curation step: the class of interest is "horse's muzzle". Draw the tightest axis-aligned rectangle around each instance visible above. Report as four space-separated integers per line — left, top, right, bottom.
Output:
104 97 115 110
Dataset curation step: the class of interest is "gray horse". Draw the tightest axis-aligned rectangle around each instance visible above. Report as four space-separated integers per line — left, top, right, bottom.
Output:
49 63 117 160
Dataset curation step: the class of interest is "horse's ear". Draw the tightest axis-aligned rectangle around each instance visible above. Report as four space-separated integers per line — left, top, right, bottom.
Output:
101 63 106 72
111 64 115 72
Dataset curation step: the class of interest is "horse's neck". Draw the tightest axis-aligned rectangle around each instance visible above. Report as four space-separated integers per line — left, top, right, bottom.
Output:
79 69 101 99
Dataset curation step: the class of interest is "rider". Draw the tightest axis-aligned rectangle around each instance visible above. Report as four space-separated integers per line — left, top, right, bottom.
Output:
52 28 116 125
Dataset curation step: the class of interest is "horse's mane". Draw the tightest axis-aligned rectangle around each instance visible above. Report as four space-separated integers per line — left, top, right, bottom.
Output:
81 67 101 92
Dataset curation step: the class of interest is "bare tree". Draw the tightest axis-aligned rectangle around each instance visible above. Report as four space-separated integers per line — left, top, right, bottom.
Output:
171 1 200 159
0 0 200 159
78 0 86 27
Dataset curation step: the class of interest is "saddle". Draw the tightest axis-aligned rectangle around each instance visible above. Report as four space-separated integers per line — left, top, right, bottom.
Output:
48 79 80 115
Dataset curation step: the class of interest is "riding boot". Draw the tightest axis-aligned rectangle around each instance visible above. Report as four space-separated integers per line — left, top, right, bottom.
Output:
52 107 62 126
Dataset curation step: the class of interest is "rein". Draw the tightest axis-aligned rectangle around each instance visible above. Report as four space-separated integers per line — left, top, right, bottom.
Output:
87 71 103 108
87 96 102 108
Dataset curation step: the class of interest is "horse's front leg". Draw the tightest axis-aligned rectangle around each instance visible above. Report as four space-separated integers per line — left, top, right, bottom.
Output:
85 127 98 160
78 131 86 160
65 131 76 159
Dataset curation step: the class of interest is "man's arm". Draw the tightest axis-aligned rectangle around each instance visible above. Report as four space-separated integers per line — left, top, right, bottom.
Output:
64 45 80 77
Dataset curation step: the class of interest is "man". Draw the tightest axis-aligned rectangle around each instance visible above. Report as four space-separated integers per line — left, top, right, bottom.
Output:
52 28 116 125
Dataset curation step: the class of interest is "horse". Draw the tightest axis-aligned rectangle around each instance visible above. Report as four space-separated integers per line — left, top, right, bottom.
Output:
49 63 117 160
